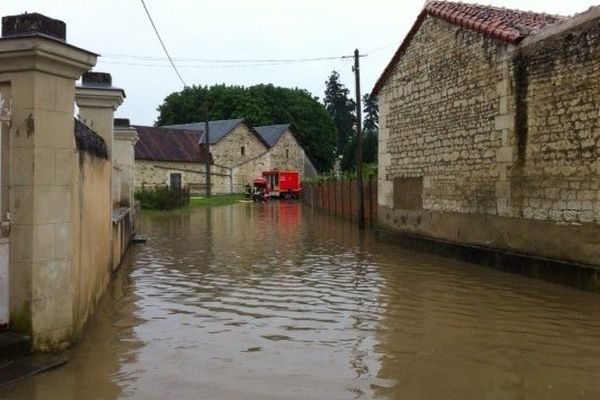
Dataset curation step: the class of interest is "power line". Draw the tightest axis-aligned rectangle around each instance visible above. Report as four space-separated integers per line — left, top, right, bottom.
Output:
101 52 357 64
366 41 401 54
96 38 389 71
139 0 187 87
98 57 355 69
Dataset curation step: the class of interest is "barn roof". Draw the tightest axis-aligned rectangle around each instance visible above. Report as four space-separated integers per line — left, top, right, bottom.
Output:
255 124 291 147
164 118 269 147
133 125 210 163
372 1 566 95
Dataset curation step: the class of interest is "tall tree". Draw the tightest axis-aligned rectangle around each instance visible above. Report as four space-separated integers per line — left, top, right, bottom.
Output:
340 93 379 171
362 93 379 135
324 71 356 155
156 84 336 172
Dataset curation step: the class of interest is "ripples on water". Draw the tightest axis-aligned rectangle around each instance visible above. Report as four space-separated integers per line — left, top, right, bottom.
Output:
3 202 600 399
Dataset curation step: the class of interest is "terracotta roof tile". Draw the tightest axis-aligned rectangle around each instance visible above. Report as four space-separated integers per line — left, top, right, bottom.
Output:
372 1 567 95
426 1 564 43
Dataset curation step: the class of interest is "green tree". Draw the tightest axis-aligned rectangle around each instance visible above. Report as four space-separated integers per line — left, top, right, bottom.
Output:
340 92 379 171
156 84 336 171
362 93 378 135
340 133 378 171
324 71 356 155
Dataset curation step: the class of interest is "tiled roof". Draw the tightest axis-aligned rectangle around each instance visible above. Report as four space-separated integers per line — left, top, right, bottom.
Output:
255 124 290 147
164 118 270 148
427 1 564 43
372 1 566 95
163 119 242 145
133 125 210 163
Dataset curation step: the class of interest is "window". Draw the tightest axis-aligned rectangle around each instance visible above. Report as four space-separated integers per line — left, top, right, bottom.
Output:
169 172 182 188
241 146 245 156
286 149 289 158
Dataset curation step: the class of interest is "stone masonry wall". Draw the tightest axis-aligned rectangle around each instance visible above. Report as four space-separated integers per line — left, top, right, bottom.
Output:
514 17 600 225
269 130 307 179
377 11 600 267
71 152 111 336
232 151 271 193
211 124 268 168
134 160 232 194
379 16 506 215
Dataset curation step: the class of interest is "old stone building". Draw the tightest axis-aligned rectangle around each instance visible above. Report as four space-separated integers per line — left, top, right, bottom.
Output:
164 119 270 193
374 1 600 286
165 119 269 167
255 124 317 179
134 119 316 194
134 125 209 190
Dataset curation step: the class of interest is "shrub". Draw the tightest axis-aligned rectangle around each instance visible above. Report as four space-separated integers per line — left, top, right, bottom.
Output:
135 185 190 210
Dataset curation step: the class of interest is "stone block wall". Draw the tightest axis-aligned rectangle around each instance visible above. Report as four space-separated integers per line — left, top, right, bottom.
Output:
513 16 600 225
211 125 268 168
134 160 232 194
377 10 600 268
379 16 505 215
71 151 111 336
231 151 271 193
269 130 307 179
0 12 142 349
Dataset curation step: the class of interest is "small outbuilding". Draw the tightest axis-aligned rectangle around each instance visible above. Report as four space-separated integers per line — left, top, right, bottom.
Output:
374 0 600 285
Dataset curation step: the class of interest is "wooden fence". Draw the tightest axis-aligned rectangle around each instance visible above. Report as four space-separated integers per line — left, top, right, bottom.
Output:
302 178 378 227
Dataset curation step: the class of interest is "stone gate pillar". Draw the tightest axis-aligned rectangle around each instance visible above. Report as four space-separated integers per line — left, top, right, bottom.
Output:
114 119 139 208
75 72 125 208
0 13 96 349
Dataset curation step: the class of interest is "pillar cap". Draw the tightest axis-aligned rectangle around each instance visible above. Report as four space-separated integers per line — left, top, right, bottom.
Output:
114 118 130 127
76 71 126 108
0 13 97 78
115 127 139 144
114 119 138 143
76 72 125 109
2 13 66 41
82 71 112 88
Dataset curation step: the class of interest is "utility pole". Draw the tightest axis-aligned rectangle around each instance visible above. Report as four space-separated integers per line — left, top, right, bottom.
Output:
204 104 211 197
353 49 365 230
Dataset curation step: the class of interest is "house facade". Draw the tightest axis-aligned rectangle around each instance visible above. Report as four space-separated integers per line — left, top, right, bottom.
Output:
164 119 270 193
133 119 316 194
255 124 318 179
374 1 600 284
165 119 269 167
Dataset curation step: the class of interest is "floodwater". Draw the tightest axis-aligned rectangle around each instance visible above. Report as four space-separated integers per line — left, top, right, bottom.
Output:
3 202 600 399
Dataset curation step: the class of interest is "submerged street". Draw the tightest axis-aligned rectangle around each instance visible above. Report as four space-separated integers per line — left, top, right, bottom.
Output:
4 202 600 399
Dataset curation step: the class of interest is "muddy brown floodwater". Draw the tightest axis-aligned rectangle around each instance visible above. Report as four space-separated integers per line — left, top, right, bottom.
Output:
3 202 600 399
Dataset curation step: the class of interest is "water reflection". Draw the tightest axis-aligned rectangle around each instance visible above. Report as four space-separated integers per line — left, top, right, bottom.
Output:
3 202 600 399
2 249 144 400
372 246 600 400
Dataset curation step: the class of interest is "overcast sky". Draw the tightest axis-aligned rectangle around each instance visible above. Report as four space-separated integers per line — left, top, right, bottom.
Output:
4 1 599 125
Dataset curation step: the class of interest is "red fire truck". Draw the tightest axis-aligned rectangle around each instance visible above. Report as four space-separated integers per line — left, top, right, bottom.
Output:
262 170 301 198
